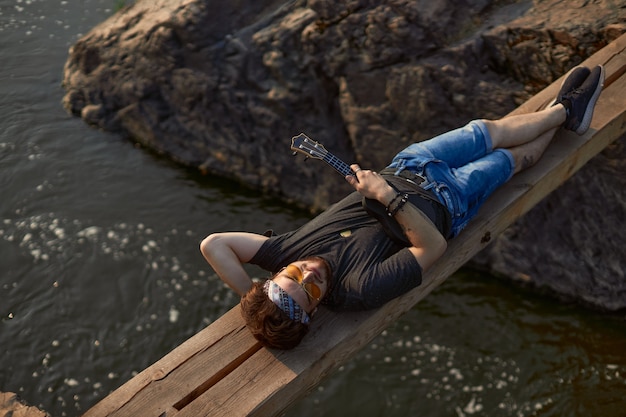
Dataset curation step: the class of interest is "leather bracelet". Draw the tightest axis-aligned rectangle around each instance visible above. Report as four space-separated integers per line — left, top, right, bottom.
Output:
385 193 402 214
387 193 409 217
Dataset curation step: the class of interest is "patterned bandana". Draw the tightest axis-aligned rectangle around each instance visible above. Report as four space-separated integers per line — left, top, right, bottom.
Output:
263 280 310 325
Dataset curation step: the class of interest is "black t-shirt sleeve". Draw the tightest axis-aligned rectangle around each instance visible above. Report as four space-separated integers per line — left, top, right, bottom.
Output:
249 231 300 273
335 248 422 310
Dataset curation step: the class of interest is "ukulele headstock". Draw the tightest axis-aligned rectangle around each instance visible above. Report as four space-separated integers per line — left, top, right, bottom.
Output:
290 133 328 160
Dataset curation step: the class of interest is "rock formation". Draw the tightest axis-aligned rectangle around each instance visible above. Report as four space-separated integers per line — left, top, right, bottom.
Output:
0 391 49 417
62 0 626 310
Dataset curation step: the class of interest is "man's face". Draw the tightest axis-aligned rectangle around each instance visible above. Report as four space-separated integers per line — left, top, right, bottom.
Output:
272 258 331 314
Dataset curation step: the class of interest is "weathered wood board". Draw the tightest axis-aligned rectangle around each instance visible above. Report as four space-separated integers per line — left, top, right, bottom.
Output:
83 33 626 417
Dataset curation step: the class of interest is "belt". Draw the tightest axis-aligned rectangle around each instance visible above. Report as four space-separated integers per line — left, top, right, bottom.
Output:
379 168 427 187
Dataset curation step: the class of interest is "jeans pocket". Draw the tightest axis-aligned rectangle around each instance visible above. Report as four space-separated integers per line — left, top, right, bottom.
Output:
436 184 472 237
436 184 463 219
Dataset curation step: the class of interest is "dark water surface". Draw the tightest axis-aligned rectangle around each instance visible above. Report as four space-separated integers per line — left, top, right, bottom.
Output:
1 1 625 416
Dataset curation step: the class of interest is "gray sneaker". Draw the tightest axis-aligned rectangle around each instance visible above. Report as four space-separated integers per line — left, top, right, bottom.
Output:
560 65 605 135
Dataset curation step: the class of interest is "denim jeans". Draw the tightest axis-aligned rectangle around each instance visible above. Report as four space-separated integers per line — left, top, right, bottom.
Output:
385 120 515 237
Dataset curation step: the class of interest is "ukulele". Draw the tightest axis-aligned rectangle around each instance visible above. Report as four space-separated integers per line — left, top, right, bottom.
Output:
290 133 410 246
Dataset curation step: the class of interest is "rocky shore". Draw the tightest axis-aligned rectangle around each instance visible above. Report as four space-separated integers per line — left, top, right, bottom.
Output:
0 391 48 416
62 0 625 310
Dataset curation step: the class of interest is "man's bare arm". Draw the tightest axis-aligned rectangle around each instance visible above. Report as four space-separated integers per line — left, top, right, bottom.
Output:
346 165 447 271
200 232 269 295
393 198 448 270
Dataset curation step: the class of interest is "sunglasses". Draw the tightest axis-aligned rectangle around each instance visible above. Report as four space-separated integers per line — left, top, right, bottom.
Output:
282 264 322 301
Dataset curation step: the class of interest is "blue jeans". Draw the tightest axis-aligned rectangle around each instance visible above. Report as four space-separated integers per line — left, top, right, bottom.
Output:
385 120 515 237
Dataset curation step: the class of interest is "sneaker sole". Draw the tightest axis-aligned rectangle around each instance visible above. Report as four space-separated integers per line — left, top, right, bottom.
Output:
575 65 605 135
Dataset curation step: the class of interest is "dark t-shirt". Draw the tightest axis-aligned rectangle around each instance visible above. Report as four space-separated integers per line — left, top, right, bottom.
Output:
249 191 424 311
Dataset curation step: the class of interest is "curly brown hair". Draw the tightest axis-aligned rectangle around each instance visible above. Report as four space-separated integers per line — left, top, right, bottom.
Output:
240 281 309 350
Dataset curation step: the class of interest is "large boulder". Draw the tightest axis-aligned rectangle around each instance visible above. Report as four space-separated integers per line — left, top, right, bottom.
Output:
62 0 626 310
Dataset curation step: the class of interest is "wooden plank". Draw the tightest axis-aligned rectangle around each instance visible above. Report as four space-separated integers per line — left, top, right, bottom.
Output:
83 308 261 417
106 325 260 417
84 33 626 417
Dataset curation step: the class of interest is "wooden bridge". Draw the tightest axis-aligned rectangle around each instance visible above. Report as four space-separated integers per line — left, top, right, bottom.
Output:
82 33 626 417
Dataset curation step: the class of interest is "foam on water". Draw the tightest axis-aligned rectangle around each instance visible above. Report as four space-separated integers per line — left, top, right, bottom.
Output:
0 0 114 40
0 210 237 415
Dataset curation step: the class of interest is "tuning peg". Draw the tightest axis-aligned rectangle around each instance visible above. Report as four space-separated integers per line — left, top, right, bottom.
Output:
304 156 309 161
292 151 298 156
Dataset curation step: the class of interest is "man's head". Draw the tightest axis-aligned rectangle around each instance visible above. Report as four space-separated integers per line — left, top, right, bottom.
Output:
240 257 331 349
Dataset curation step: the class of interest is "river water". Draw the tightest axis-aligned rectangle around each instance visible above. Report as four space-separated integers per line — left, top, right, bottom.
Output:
1 1 625 416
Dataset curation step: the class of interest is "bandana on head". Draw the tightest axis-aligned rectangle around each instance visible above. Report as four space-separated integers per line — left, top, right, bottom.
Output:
263 280 310 325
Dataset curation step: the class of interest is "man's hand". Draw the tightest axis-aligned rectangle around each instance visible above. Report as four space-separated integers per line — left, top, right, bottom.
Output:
345 164 396 206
